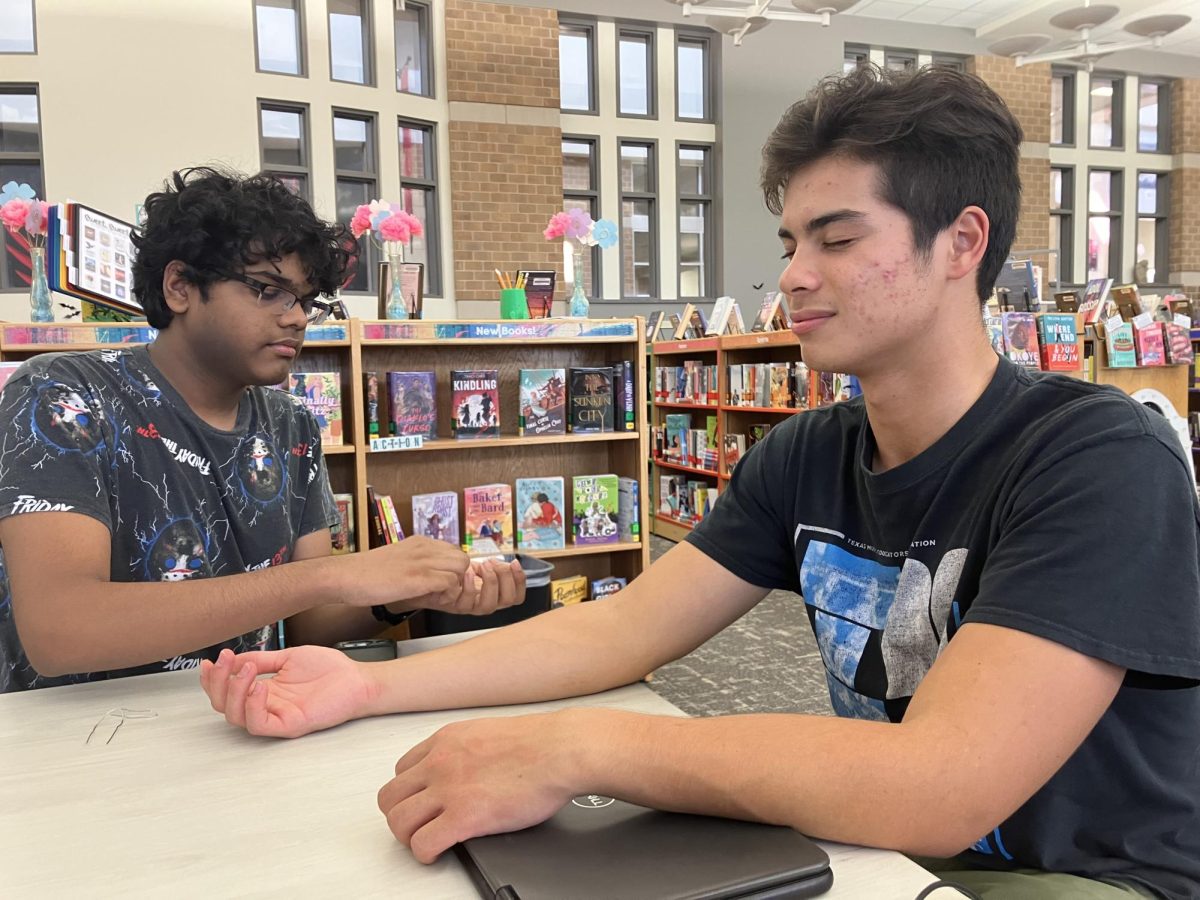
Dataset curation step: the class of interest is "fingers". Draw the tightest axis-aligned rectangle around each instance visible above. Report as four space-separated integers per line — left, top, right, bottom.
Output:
202 649 289 715
383 787 444 853
222 661 257 730
467 559 525 614
410 813 468 865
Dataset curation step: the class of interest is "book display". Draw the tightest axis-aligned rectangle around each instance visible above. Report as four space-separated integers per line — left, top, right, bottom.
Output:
0 318 650 635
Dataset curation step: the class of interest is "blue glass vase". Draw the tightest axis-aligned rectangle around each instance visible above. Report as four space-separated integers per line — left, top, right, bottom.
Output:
29 246 53 323
384 241 406 320
568 244 589 318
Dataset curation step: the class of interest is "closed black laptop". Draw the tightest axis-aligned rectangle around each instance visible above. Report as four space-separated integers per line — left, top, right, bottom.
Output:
455 795 833 900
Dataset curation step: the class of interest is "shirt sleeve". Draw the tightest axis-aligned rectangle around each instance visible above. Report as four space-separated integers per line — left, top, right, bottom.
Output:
686 420 802 593
0 359 114 532
968 416 1200 682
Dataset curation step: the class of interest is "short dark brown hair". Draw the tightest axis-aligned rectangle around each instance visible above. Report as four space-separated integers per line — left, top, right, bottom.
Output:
760 65 1022 303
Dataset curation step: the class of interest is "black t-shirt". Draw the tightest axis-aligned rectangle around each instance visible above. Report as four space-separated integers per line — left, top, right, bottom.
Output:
0 345 339 693
689 357 1200 898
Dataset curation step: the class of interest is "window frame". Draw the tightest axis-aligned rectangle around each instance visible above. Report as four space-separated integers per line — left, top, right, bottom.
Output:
616 23 656 119
929 53 965 72
0 83 45 292
252 0 306 77
397 116 442 297
332 107 379 295
1136 170 1170 286
328 0 374 87
1136 78 1171 154
1049 165 1074 285
562 133 601 297
1086 167 1122 282
257 99 312 203
1088 72 1124 150
558 15 598 115
883 48 917 72
0 0 37 54
676 141 714 300
843 43 869 74
674 30 714 123
394 0 433 98
618 138 659 300
1051 67 1076 146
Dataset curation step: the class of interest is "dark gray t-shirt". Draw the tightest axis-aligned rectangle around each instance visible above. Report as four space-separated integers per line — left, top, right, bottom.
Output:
0 345 339 693
689 357 1200 899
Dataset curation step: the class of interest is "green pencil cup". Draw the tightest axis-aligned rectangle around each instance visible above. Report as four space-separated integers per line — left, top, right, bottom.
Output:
500 287 529 320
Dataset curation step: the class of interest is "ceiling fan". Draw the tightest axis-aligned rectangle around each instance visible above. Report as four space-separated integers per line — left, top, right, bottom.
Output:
662 0 857 46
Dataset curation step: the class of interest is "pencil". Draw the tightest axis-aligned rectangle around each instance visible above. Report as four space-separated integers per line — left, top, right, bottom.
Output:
494 268 507 290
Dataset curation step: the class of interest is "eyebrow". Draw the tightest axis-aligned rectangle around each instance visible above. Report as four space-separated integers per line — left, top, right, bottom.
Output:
777 209 867 241
244 269 306 295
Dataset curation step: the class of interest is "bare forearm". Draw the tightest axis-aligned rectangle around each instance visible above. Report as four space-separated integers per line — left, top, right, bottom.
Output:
17 558 341 675
572 709 978 857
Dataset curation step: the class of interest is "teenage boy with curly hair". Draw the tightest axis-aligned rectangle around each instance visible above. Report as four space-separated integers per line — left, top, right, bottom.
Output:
0 167 523 693
204 69 1199 898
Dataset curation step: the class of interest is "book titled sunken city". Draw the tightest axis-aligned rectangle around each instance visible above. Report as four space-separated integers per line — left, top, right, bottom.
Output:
518 368 567 436
451 369 500 439
568 367 614 433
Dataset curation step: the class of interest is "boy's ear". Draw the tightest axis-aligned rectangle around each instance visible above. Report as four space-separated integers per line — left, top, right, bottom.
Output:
946 206 989 283
161 260 195 315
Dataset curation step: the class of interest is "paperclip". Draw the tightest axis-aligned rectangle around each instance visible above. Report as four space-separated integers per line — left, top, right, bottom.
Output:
85 707 158 746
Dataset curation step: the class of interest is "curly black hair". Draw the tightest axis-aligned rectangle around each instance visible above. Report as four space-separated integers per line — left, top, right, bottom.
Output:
130 167 354 329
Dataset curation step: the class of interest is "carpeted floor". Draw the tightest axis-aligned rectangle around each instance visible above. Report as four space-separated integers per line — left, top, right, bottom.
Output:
643 535 833 718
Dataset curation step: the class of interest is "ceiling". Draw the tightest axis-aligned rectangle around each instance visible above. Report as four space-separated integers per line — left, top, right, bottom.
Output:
842 0 1200 59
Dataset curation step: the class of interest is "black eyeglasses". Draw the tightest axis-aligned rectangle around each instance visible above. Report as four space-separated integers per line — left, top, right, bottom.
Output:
218 271 334 326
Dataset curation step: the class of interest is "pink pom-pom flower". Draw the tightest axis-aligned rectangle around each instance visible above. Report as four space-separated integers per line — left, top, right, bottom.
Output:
24 200 48 236
350 204 372 239
0 198 30 233
543 211 571 240
378 213 412 243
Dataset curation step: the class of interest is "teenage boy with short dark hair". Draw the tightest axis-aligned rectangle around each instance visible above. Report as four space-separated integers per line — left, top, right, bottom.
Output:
0 167 524 693
203 70 1199 898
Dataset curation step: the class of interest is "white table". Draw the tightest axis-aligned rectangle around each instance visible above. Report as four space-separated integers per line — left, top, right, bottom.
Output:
0 667 937 898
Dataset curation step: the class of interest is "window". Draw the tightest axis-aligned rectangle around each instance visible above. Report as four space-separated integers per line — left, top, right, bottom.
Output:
559 18 596 113
394 0 431 96
1087 169 1121 281
884 49 916 72
618 26 654 117
0 0 35 53
676 33 711 121
254 0 304 76
562 136 600 296
0 86 43 291
1049 167 1073 285
397 119 441 296
1137 172 1169 284
843 44 868 74
259 102 311 201
1089 75 1123 149
619 141 657 299
329 0 372 85
678 144 713 299
1138 80 1170 153
1051 69 1075 145
333 110 377 293
930 53 965 72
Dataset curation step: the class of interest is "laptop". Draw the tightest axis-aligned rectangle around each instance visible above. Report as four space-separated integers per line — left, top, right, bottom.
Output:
454 795 833 900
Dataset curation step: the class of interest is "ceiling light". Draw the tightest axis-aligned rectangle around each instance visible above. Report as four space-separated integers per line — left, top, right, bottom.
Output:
1003 3 1190 71
662 0 850 45
987 34 1052 58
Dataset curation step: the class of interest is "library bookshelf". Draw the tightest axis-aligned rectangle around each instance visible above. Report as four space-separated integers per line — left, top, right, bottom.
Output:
0 318 651 633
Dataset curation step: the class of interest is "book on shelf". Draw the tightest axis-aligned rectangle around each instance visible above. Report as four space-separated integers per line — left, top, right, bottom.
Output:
451 369 500 439
1104 317 1137 367
617 476 641 543
590 576 627 601
993 258 1038 312
1133 320 1166 366
674 304 696 340
666 313 683 341
463 483 514 556
572 474 620 545
518 368 567 436
1000 312 1039 368
750 292 787 332
411 491 460 547
1080 278 1113 325
363 371 382 437
723 433 746 473
1036 314 1079 371
568 367 614 433
1110 284 1143 322
645 310 667 343
748 423 773 446
663 413 690 463
387 371 437 439
983 314 1005 355
619 361 635 431
288 372 343 445
1165 322 1195 365
550 574 588 608
515 476 566 551
688 305 709 339
331 493 355 555
1053 290 1080 313
705 297 733 336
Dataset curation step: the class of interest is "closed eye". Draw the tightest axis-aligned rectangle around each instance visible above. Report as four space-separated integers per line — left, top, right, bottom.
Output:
823 239 854 250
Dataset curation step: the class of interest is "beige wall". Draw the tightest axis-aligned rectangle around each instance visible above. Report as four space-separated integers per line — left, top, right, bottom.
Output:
0 0 456 321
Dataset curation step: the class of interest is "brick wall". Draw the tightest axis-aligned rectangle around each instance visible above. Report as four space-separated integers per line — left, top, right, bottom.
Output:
1171 80 1200 296
444 0 564 305
444 0 559 107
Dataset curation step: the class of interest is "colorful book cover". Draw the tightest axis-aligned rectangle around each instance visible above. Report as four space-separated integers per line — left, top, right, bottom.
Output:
984 315 1005 355
617 476 641 543
411 491 460 547
451 369 500 439
463 483 513 555
1165 323 1195 365
1106 322 1137 367
568 367 614 433
518 368 567 436
590 576 627 601
1000 312 1040 368
363 371 382 437
387 371 437 438
0 361 22 396
664 413 690 463
1080 277 1113 325
288 372 343 444
1036 314 1080 371
515 477 566 550
1134 323 1166 366
572 474 619 545
659 474 679 515
331 492 355 555
550 574 588 608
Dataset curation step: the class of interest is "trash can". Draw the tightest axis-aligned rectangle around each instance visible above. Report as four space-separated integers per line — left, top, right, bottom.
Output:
422 553 555 636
